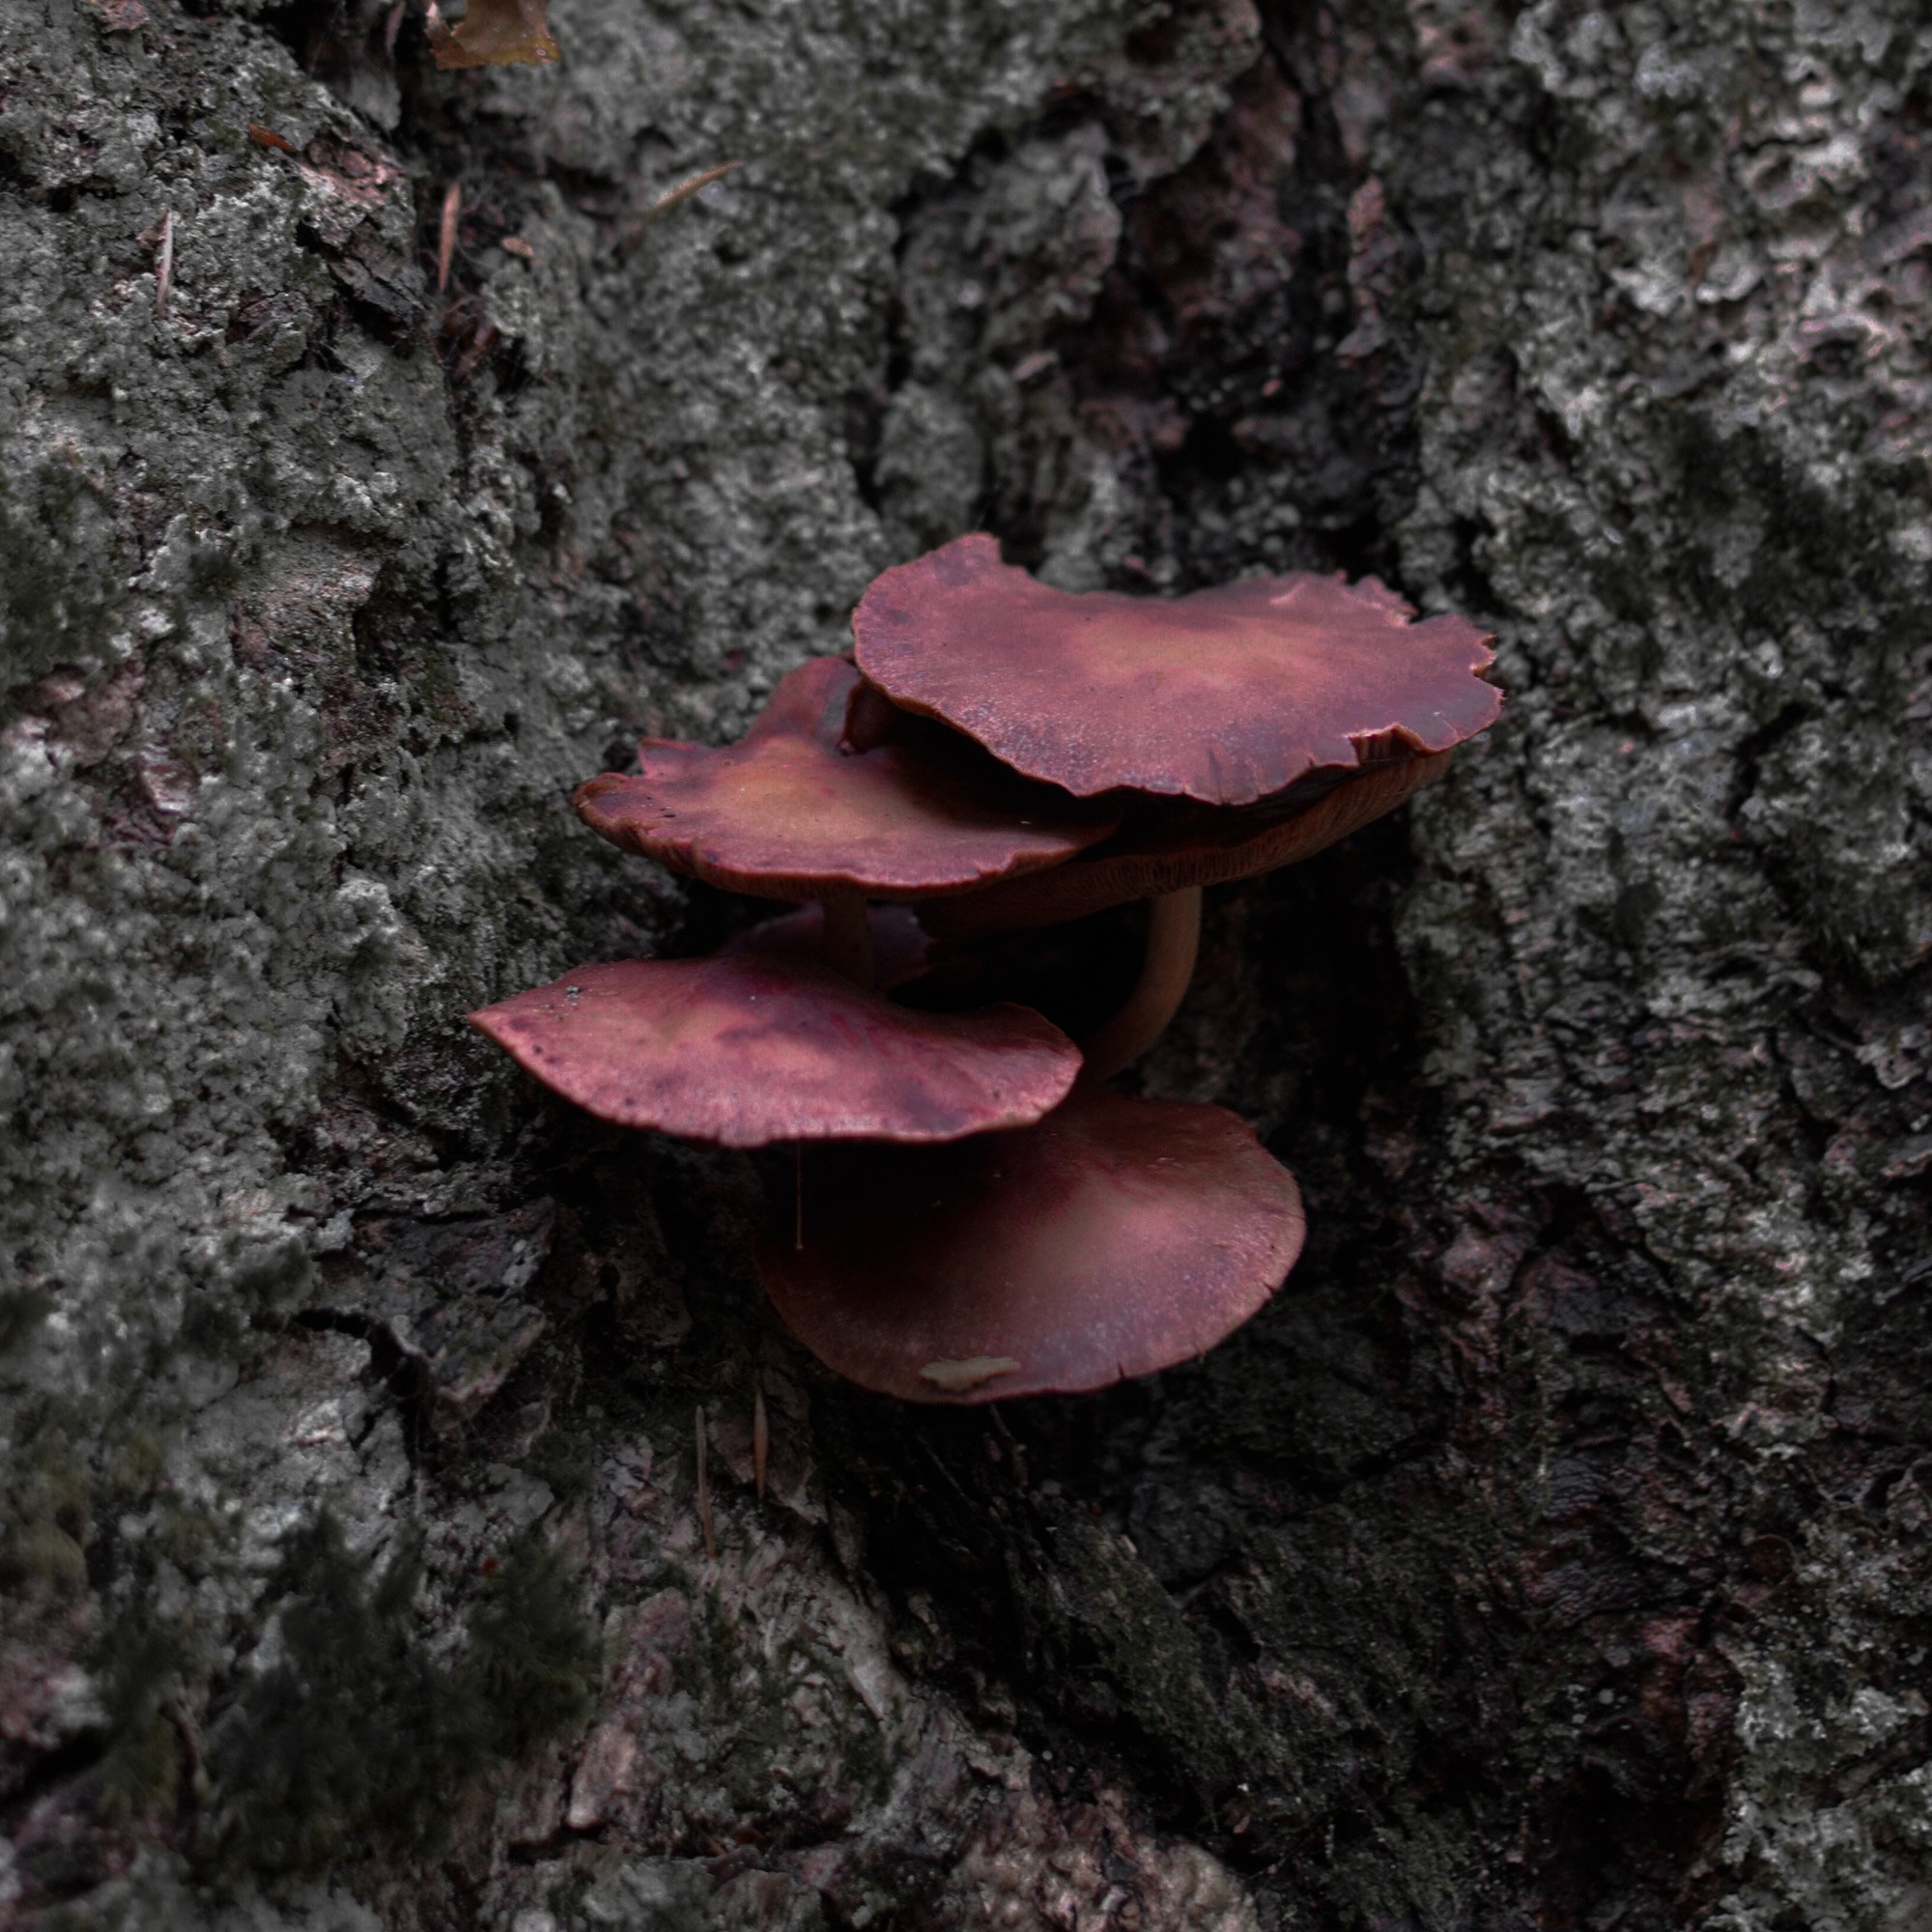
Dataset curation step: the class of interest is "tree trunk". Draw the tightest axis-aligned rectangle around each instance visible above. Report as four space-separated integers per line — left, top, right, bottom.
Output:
4 1 1929 1926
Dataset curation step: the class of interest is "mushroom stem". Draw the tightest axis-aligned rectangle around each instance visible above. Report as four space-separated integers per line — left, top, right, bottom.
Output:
1079 885 1204 1083
817 889 875 987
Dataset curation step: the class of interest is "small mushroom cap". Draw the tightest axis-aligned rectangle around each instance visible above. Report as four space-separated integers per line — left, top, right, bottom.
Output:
757 1087 1306 1401
853 533 1499 806
922 752 1451 937
575 656 1122 902
469 953 1079 1148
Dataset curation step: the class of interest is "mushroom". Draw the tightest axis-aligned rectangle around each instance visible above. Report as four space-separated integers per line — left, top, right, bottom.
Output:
853 534 1499 1075
914 755 1456 1077
469 951 1079 1147
852 533 1499 804
756 1086 1306 1403
919 750 1450 939
575 655 1121 984
722 900 934 991
466 541 1501 1407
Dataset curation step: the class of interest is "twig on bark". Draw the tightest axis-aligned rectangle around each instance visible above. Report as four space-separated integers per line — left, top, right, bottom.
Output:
438 183 461 293
644 160 743 223
617 161 743 259
695 1405 717 1559
154 209 173 317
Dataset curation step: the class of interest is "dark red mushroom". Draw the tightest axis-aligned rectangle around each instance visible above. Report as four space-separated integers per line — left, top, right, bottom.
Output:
852 533 1498 806
575 656 1122 982
469 952 1079 1147
757 1086 1306 1402
854 537 1498 1074
947 755 1454 1078
467 543 1498 1407
921 751 1451 940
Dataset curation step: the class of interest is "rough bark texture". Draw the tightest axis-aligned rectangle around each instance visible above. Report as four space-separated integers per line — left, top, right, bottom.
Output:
4 0 1930 1926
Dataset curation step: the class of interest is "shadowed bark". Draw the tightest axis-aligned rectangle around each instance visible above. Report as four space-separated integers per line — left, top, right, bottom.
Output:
3 1 1929 1927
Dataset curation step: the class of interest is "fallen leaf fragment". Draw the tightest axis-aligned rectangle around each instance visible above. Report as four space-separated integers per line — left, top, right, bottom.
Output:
426 0 559 70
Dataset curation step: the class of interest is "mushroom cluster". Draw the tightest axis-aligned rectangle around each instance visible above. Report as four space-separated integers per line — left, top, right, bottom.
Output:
472 535 1499 1403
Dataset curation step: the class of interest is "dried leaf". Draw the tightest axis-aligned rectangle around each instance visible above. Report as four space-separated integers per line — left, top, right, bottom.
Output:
427 0 558 71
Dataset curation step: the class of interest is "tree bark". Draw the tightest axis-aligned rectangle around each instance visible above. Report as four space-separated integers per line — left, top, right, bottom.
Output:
3 1 1929 1927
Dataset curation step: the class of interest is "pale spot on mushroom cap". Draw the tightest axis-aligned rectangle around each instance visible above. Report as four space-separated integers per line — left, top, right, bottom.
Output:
919 1356 1022 1392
